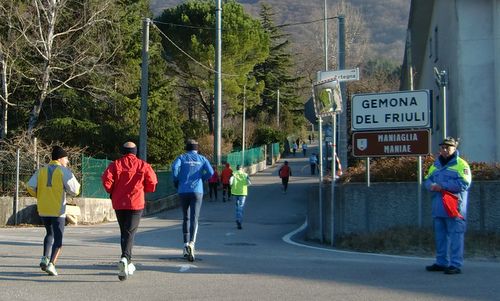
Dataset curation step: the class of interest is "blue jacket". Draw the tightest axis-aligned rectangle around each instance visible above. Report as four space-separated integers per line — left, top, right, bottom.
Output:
171 151 214 194
424 151 472 219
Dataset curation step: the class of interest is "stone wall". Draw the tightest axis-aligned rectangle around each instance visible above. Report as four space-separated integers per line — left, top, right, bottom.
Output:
307 181 500 244
1 158 273 226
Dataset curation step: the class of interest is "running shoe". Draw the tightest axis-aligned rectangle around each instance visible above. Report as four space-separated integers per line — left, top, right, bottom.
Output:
39 256 49 271
128 262 136 275
118 257 128 281
187 242 195 262
45 263 58 276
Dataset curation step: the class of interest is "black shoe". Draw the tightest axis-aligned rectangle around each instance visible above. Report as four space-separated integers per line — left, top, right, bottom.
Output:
444 266 461 274
236 221 242 230
426 264 446 272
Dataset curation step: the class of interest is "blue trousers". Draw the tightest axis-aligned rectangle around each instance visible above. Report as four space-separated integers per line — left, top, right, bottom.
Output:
41 216 65 262
433 217 466 268
234 195 246 223
180 193 203 244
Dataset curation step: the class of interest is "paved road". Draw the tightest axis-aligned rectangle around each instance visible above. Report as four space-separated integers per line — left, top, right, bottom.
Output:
1 146 500 301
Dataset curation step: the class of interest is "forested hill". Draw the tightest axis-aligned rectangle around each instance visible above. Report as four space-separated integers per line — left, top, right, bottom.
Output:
150 0 411 62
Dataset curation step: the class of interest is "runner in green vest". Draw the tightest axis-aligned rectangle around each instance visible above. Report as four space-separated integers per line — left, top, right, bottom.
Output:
230 165 251 229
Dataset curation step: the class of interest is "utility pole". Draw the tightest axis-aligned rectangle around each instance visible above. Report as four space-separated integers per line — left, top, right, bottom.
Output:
317 0 328 243
276 89 280 127
242 84 246 166
214 0 222 165
407 30 423 228
139 18 150 161
337 15 347 170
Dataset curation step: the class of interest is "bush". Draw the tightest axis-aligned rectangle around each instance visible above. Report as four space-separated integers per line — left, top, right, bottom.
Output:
342 156 500 183
254 126 285 146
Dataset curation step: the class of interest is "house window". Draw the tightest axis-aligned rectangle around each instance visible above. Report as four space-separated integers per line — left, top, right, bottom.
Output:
434 26 439 63
429 37 433 58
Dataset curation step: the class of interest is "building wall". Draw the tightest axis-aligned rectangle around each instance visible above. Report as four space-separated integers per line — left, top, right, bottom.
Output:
417 0 498 162
456 0 496 162
495 0 500 161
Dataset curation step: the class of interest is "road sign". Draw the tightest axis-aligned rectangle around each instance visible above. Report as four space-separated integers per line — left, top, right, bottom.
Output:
352 129 430 157
312 77 342 117
351 90 431 131
318 68 360 82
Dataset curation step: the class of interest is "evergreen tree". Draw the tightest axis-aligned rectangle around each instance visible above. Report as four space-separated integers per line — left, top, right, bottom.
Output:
155 0 269 133
251 4 304 133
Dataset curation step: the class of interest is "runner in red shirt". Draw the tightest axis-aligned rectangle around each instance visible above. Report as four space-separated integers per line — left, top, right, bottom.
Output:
278 161 292 193
220 163 233 202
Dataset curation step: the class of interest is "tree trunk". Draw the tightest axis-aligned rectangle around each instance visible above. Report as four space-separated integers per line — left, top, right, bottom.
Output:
0 52 7 139
27 0 56 134
207 95 214 134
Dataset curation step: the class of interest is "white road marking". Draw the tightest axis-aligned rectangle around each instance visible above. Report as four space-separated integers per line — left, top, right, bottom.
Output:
282 220 430 261
178 264 197 272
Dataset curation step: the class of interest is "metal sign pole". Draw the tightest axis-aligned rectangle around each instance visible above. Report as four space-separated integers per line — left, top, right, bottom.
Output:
331 114 336 246
318 116 324 243
366 157 370 187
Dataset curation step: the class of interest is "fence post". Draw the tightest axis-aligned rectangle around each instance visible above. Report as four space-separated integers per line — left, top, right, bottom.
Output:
14 148 20 225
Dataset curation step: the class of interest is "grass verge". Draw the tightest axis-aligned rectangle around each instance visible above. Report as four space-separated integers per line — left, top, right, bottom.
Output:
335 226 500 261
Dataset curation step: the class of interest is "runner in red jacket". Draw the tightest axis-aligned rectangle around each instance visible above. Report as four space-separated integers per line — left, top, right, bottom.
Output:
220 163 233 202
102 141 157 281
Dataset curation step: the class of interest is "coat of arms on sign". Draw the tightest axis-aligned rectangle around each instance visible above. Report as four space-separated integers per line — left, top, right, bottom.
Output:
357 139 367 151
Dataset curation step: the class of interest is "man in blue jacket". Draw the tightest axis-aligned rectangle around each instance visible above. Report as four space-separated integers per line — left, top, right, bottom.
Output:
424 137 471 275
172 139 214 262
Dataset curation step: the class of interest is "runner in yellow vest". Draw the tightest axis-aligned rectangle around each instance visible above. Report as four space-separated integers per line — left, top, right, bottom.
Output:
230 165 251 229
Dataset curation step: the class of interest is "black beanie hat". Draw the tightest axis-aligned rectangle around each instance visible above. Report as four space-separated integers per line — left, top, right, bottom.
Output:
185 139 199 151
121 146 137 155
51 146 68 160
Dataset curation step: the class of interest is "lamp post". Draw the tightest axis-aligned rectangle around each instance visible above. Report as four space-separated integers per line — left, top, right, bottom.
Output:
241 84 246 166
434 67 448 140
214 0 222 165
139 18 150 161
276 89 280 127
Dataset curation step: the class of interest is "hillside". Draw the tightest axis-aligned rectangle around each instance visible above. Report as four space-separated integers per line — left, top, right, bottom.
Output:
150 0 411 62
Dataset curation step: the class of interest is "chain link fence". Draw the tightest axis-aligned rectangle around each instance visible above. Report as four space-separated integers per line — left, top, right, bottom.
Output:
2 143 281 199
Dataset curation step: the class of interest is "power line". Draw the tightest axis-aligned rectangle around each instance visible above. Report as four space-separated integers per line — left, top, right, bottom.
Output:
276 16 341 28
151 22 238 77
152 19 214 31
152 17 336 31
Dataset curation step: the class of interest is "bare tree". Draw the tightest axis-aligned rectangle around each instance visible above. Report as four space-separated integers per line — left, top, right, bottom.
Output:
5 0 113 134
292 0 369 85
0 0 25 139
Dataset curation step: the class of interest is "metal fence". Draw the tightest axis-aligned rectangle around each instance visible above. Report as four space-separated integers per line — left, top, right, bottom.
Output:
3 143 281 200
222 145 265 168
80 157 177 200
80 156 112 199
1 150 38 197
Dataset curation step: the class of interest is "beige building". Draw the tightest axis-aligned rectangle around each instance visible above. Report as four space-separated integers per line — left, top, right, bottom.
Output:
401 0 500 162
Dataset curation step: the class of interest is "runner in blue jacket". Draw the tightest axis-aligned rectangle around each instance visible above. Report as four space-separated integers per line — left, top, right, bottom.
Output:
172 139 214 262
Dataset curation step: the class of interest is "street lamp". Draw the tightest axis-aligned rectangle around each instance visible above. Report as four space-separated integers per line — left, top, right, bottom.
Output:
241 83 246 166
434 67 448 140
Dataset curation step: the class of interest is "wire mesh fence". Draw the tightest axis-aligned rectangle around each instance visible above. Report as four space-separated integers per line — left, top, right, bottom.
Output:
2 143 281 199
80 156 112 198
0 150 34 197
